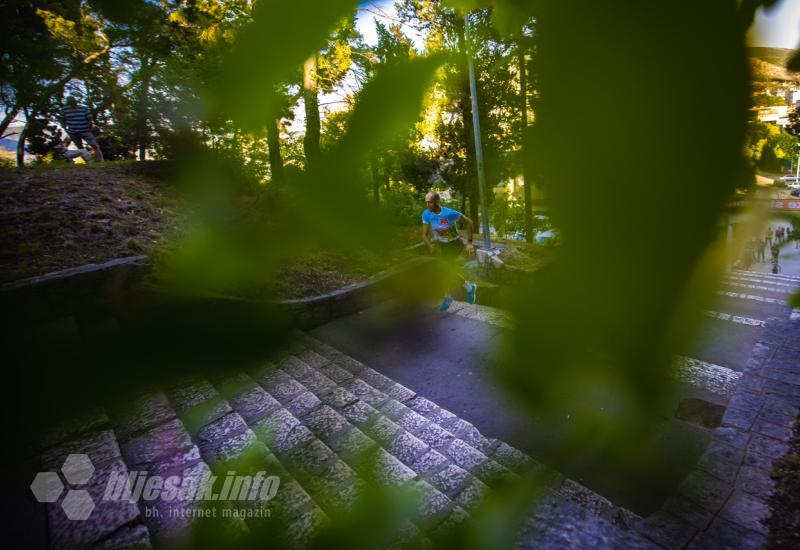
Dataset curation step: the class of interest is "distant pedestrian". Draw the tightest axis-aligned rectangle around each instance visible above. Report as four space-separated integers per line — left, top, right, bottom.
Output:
60 96 104 162
743 239 755 268
766 227 773 246
775 227 782 243
757 238 766 262
771 243 781 274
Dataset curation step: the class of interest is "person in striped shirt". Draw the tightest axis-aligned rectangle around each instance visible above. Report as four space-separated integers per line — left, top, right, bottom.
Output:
60 96 104 162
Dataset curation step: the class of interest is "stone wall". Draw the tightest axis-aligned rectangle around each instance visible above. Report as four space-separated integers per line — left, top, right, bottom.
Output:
275 256 436 329
1 256 151 328
1 254 437 334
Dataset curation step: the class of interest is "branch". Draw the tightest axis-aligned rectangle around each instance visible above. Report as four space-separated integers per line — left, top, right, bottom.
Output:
80 30 113 65
82 44 111 65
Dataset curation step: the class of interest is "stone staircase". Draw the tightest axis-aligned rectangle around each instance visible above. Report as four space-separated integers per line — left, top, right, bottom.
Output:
36 330 657 549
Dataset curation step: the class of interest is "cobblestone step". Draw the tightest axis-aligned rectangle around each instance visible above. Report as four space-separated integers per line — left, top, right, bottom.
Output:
37 408 155 549
35 330 652 549
198 367 429 546
229 367 449 539
283 331 645 530
164 376 335 548
109 388 250 546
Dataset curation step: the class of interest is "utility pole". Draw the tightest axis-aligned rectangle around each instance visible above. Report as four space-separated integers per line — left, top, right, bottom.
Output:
465 14 492 250
518 45 533 243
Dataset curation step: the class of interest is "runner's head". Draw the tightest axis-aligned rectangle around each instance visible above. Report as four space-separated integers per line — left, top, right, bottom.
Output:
425 191 440 212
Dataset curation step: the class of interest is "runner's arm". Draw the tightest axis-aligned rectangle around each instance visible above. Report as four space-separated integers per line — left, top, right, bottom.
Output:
459 214 475 256
422 223 435 253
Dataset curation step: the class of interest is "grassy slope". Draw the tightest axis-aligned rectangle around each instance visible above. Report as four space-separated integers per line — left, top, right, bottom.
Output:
748 47 795 68
747 47 799 82
0 162 420 297
0 162 182 284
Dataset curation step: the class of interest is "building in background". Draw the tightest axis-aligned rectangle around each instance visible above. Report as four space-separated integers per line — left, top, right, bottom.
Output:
755 104 791 128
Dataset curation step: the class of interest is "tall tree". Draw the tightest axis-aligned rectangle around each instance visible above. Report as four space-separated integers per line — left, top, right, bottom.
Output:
302 13 361 170
362 20 417 202
303 54 321 167
399 3 519 227
0 1 82 165
508 21 537 242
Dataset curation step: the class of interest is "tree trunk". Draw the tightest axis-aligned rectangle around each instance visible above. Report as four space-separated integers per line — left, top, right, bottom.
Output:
303 54 321 169
371 153 381 204
266 114 285 183
519 48 533 243
136 57 153 161
16 114 31 167
0 106 19 139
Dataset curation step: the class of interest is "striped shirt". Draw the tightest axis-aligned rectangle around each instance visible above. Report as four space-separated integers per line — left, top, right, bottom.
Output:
62 106 92 133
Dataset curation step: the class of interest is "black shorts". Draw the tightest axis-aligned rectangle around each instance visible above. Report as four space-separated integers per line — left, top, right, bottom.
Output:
437 239 464 260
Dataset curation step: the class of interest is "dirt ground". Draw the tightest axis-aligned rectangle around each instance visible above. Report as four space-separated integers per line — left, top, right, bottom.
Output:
0 162 182 284
0 162 419 297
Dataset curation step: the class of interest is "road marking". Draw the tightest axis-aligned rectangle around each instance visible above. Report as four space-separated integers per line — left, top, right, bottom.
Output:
703 310 765 327
447 300 512 328
736 270 800 282
674 356 742 399
792 309 800 321
721 281 794 295
716 290 784 305
448 302 743 399
725 274 799 289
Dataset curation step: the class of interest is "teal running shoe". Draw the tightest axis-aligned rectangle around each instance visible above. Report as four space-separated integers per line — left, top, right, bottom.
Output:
439 295 454 312
466 283 477 304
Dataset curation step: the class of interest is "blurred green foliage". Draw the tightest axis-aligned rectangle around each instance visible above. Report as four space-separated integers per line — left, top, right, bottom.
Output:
5 0 797 547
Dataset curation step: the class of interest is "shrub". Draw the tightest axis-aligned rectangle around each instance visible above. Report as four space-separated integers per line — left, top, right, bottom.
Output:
382 182 423 225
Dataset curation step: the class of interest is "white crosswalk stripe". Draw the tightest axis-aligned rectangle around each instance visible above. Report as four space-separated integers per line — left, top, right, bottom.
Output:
792 309 800 321
703 310 765 327
447 301 745 399
673 356 742 399
725 274 799 289
716 290 784 305
735 270 800 282
721 281 794 295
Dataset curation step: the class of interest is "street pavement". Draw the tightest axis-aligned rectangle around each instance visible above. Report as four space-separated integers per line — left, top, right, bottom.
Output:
311 300 711 515
311 232 800 516
686 223 799 387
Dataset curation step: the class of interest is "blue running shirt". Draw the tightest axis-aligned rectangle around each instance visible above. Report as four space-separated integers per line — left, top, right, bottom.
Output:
422 206 462 243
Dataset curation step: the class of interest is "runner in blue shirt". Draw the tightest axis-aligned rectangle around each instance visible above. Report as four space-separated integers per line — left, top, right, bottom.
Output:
421 191 477 311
